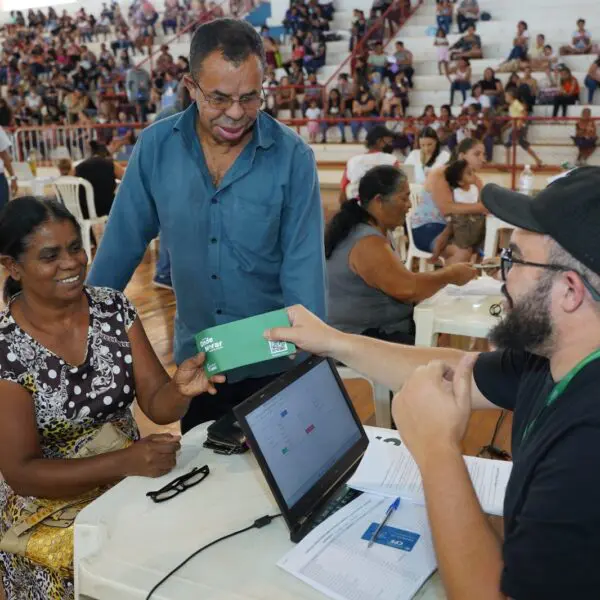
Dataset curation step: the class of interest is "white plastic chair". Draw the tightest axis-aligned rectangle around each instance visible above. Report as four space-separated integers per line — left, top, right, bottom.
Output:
405 212 434 273
336 365 392 428
409 183 424 207
53 176 107 261
391 183 426 261
391 227 407 261
484 216 515 258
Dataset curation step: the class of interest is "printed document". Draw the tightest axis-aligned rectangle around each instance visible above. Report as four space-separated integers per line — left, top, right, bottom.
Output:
347 441 511 516
278 493 437 600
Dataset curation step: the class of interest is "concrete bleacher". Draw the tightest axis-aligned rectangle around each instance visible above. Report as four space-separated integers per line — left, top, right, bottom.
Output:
275 0 600 166
2 0 597 168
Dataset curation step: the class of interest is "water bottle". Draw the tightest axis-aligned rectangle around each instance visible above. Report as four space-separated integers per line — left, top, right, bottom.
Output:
27 150 38 177
519 164 534 196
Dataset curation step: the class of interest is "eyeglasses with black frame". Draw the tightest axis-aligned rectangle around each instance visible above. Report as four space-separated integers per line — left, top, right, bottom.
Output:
189 78 264 112
500 247 600 302
146 465 210 503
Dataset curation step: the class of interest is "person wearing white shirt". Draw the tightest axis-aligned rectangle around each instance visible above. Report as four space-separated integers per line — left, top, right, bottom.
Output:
560 18 593 55
0 126 18 210
25 91 43 112
339 125 400 204
404 128 451 184
463 83 491 111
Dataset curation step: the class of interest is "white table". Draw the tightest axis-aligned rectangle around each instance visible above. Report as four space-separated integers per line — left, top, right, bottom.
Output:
74 424 445 600
413 289 503 347
18 175 57 197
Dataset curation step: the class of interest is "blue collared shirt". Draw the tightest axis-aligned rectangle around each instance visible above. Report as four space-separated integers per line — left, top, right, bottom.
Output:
87 105 326 381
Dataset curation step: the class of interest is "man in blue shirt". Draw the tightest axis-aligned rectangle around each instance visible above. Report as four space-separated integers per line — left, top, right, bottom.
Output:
88 18 326 433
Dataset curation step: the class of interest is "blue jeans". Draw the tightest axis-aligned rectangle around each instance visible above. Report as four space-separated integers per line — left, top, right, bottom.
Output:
457 13 476 33
507 45 526 61
320 121 346 141
437 15 452 34
155 240 171 280
483 134 495 162
350 120 374 141
0 174 9 211
450 80 471 105
585 75 599 104
412 222 447 252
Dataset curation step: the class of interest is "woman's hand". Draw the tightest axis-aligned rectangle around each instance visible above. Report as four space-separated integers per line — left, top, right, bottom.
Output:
264 305 345 358
173 353 226 398
445 263 479 286
123 433 180 478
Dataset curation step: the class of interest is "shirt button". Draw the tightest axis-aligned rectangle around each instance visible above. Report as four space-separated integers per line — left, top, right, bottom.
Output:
211 198 218 204
216 309 222 315
210 237 217 244
211 274 218 280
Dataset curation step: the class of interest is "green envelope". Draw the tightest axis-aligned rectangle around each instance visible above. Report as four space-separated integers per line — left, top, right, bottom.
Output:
195 309 296 375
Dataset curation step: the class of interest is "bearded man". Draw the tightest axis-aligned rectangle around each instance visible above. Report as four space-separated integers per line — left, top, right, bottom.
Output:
265 166 600 600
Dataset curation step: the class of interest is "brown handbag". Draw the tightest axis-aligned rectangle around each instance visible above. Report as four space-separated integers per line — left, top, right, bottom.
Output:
0 423 132 576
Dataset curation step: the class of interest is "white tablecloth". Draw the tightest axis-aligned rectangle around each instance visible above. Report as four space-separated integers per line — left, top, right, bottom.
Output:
74 425 446 600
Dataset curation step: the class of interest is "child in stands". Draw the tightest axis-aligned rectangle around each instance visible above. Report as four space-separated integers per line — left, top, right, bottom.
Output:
434 27 450 76
429 159 485 263
573 107 597 165
305 98 321 144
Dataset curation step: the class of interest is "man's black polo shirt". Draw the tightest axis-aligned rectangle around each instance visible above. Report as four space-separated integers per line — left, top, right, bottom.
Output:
474 350 600 599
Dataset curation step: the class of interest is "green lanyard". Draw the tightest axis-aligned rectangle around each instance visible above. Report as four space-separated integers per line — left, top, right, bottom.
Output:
521 348 600 443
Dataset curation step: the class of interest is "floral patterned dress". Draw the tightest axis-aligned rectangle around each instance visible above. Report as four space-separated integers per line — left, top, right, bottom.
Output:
0 286 140 600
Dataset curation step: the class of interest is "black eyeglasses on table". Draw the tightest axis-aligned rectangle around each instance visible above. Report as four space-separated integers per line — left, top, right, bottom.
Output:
500 247 600 301
146 465 210 503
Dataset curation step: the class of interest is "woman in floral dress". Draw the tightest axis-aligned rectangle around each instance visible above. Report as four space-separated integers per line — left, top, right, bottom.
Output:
0 197 224 599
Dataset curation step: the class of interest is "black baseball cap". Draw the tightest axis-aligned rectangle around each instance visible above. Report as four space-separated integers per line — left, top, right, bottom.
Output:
481 166 600 275
366 125 396 146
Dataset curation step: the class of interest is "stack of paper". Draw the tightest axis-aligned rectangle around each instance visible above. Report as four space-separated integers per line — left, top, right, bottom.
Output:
278 493 437 600
444 276 503 298
347 440 512 516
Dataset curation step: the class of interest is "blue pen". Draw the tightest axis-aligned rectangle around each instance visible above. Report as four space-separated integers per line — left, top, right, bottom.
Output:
367 497 401 548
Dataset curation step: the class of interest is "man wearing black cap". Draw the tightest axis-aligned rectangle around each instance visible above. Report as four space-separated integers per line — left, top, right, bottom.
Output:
339 125 399 204
265 166 600 599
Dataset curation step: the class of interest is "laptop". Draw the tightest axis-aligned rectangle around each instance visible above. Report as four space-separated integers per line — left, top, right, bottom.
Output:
234 356 369 542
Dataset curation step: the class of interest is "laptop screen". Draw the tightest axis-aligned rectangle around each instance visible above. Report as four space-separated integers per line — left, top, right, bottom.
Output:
243 359 363 509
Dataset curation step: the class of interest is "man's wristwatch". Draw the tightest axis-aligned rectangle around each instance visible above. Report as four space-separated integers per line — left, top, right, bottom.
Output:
8 175 17 182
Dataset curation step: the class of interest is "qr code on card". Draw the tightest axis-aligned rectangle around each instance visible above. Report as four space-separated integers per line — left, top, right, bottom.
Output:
268 340 289 356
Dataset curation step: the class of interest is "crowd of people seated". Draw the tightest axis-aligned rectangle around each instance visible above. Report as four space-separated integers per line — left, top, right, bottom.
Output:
262 0 415 142
0 0 235 142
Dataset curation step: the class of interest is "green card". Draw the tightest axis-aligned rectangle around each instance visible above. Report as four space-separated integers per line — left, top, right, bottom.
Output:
195 309 296 375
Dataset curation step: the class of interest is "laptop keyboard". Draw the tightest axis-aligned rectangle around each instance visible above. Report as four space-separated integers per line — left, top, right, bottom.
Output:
308 487 363 532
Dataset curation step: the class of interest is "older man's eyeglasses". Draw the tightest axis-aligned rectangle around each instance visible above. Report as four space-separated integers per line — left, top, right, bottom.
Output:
146 465 210 503
500 247 600 301
191 79 264 111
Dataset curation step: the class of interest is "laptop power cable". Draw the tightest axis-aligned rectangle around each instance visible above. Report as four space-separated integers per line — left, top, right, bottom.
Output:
145 513 282 599
477 410 512 461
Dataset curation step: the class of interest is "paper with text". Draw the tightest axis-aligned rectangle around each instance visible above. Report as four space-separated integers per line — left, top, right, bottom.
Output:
347 441 511 516
278 493 437 600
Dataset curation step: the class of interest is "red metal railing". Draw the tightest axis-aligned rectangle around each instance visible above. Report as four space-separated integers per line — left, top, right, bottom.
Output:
10 115 594 188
